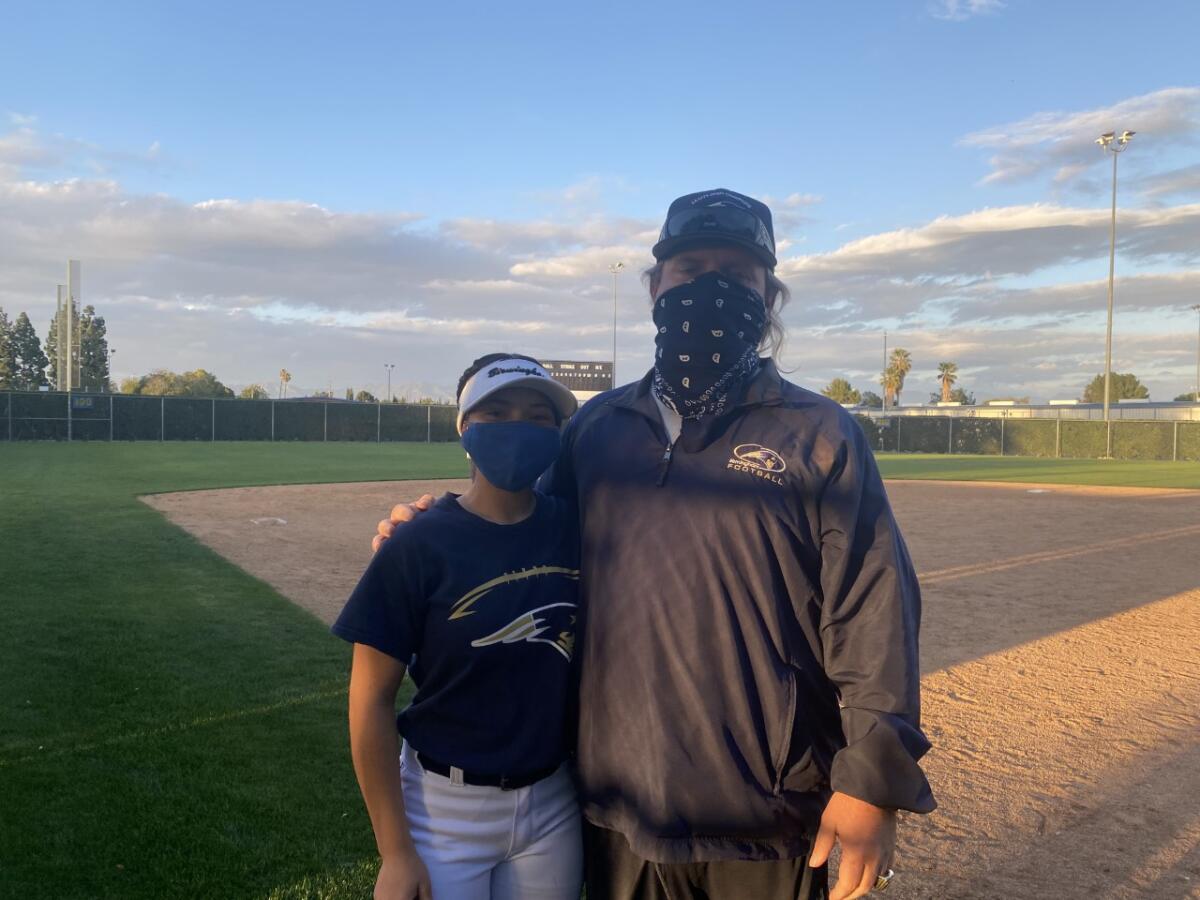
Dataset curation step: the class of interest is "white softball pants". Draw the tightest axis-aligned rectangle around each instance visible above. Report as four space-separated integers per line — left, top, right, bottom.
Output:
399 741 583 900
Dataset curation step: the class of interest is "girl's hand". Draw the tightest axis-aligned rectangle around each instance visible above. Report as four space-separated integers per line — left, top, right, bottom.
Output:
375 848 432 900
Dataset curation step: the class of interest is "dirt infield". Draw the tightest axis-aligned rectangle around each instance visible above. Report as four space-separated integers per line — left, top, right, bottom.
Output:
142 479 1200 899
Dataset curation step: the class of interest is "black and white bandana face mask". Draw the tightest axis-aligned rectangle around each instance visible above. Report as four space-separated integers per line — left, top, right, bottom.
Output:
651 271 767 419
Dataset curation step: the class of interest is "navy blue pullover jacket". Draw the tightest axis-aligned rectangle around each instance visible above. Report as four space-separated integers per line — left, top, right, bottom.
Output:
544 361 934 863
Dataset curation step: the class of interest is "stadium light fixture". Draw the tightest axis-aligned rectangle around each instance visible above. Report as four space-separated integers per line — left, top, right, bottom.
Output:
1097 128 1134 458
609 262 624 388
384 363 396 403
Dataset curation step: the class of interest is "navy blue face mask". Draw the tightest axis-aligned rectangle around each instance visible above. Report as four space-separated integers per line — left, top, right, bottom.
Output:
460 420 562 492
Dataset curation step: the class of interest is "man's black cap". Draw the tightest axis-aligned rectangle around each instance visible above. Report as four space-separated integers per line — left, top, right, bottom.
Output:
652 188 777 269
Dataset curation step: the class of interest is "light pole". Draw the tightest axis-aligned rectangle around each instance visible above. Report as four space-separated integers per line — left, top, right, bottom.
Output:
384 363 395 403
107 349 116 392
882 330 888 412
1191 304 1200 403
1096 129 1134 458
608 262 624 389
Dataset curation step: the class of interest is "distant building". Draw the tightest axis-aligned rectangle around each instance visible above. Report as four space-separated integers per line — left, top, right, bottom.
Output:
540 359 614 403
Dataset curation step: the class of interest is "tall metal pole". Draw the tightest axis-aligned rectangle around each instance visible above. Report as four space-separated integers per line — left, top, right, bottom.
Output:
883 333 892 415
67 260 80 393
385 363 395 403
1096 130 1133 458
55 286 65 388
612 271 617 387
1102 149 1118 457
65 280 73 394
1192 304 1200 403
609 262 624 389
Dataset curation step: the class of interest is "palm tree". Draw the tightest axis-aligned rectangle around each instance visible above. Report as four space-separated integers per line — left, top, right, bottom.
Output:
880 367 902 409
937 362 959 402
888 348 912 405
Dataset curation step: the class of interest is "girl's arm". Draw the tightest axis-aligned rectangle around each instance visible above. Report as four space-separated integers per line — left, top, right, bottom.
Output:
348 642 431 900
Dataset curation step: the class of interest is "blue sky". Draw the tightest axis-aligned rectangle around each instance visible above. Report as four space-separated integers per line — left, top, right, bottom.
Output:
2 0 1199 401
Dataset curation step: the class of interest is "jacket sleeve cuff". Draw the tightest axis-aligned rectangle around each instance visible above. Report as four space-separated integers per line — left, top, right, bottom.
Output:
830 707 937 814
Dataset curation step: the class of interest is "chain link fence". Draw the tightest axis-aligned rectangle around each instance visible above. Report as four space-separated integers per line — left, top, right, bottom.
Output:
1 391 458 443
852 414 1200 461
4 392 1199 459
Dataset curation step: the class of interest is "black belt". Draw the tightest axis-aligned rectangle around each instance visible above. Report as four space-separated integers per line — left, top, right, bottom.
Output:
415 751 559 790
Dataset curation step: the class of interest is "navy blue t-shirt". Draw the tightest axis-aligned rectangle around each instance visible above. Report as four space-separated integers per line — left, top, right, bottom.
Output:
332 492 579 776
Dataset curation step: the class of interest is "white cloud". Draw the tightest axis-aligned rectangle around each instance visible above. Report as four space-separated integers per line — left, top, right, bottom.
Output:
780 202 1200 290
930 0 1004 21
1136 164 1200 201
441 215 655 255
0 122 164 178
762 192 822 209
760 192 823 235
0 125 57 169
0 175 501 313
946 271 1200 324
509 244 655 280
4 118 1199 402
422 278 552 294
961 87 1200 186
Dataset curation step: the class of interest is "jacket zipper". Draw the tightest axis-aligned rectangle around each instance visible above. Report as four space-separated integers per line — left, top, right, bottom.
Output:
655 439 677 487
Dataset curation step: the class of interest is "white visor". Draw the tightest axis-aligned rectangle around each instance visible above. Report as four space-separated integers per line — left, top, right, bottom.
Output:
456 358 579 434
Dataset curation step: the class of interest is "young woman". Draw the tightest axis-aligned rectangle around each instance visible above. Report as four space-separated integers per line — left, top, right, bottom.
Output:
332 354 582 900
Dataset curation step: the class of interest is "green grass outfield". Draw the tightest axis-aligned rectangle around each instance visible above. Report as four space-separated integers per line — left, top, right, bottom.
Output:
874 453 1200 489
0 443 468 900
2 443 1197 900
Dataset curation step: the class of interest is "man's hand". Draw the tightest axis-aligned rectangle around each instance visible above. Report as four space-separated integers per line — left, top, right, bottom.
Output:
375 848 432 900
808 791 896 900
372 494 436 553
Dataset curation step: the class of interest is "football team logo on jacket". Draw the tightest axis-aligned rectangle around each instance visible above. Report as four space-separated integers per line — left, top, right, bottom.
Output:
727 443 787 485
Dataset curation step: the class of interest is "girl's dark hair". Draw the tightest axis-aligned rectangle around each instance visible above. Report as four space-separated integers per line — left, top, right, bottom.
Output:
456 353 544 402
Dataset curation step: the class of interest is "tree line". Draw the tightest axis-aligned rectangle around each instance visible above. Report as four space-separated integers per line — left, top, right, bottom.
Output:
820 347 1180 406
116 370 438 403
0 303 110 392
0 306 398 401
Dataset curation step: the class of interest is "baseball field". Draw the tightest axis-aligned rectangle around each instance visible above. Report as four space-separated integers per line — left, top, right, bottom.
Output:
2 442 1198 899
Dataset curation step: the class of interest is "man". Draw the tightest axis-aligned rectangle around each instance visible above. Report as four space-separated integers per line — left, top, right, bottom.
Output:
377 189 934 900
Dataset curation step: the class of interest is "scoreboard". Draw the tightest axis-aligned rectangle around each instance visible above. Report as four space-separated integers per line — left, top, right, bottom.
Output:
539 360 614 393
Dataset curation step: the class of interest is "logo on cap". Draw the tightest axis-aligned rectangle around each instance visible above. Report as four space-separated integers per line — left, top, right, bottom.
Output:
487 365 545 379
691 190 752 211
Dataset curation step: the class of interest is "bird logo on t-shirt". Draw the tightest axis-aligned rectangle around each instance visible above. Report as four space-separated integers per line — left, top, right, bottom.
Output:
471 604 577 660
